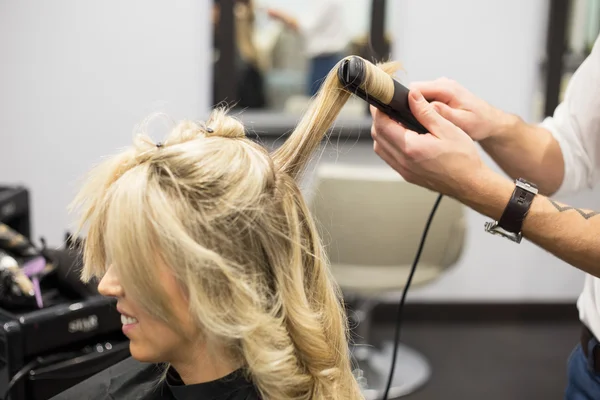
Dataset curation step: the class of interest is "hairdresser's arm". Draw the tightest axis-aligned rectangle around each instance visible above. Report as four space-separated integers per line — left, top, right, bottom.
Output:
480 118 565 197
370 94 600 278
267 3 333 36
409 79 566 196
267 9 300 31
458 169 600 277
411 35 600 197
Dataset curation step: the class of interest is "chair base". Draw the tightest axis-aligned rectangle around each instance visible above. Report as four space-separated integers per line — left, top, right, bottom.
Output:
353 341 431 400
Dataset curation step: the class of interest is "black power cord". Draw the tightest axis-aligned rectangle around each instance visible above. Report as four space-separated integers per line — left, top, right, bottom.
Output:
2 358 43 400
2 352 80 400
381 193 444 400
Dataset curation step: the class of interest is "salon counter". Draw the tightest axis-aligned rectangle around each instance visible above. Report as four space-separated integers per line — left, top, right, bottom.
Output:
236 111 374 141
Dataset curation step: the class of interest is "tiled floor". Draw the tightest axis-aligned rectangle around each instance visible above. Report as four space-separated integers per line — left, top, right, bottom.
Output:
371 321 580 400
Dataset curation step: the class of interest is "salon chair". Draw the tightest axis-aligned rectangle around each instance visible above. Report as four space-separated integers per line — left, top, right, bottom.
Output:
309 164 466 399
263 26 307 110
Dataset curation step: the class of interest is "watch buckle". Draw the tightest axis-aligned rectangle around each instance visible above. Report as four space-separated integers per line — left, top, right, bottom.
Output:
516 179 539 194
484 221 523 244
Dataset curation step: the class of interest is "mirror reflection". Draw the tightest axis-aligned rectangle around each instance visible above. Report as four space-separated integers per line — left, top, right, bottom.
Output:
212 0 392 117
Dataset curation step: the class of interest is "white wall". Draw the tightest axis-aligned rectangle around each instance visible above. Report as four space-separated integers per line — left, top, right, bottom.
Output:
0 0 211 246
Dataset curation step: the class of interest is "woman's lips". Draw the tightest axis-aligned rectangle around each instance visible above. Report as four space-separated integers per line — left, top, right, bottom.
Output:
117 306 138 335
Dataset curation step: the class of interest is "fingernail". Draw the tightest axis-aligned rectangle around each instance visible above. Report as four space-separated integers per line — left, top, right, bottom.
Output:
411 90 424 102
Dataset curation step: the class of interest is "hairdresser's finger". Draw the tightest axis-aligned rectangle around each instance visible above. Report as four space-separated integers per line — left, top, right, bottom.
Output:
370 105 394 124
402 127 441 161
410 78 458 104
371 107 401 138
371 106 429 161
431 101 463 127
371 119 400 144
373 132 405 164
376 150 415 183
373 140 395 164
373 140 411 179
408 89 456 139
370 106 396 130
369 105 378 118
371 108 400 146
371 105 413 135
372 117 410 161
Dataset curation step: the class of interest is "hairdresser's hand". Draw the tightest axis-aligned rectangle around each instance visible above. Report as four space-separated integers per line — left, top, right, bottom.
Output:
266 8 283 20
266 8 299 31
371 89 491 199
410 78 515 142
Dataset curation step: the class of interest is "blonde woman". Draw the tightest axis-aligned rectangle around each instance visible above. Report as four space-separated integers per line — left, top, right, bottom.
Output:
50 59 399 400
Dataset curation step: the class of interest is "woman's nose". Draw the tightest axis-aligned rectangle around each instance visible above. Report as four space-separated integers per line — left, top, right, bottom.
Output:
97 265 124 298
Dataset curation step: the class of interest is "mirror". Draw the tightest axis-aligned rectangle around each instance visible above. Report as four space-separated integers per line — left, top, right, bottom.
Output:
212 0 393 119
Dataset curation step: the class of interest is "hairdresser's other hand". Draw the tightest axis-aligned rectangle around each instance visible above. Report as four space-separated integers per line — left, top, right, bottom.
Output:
410 78 515 142
266 8 298 31
266 8 282 19
370 89 490 199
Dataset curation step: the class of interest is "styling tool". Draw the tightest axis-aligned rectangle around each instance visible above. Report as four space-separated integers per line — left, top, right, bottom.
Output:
0 222 39 258
337 55 428 134
21 256 47 308
0 250 35 297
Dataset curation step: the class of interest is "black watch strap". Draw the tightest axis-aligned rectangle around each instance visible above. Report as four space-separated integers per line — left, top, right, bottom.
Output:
498 178 538 233
484 178 538 243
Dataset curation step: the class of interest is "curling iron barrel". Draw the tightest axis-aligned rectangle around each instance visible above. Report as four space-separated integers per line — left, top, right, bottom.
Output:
337 56 428 134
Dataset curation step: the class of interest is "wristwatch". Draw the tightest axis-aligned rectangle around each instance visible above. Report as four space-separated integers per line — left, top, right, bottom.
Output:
484 178 538 243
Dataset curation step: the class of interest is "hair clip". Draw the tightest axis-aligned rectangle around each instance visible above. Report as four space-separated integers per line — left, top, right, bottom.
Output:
156 142 164 148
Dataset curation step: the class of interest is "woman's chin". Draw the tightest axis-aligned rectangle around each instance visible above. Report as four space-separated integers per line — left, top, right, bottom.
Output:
129 342 161 363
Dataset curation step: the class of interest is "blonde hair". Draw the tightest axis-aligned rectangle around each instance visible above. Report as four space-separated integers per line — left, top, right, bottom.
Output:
70 56 400 400
234 0 259 68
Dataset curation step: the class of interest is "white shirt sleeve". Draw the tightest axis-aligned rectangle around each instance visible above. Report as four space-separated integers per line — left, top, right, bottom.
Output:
296 2 333 36
294 0 347 57
539 34 600 196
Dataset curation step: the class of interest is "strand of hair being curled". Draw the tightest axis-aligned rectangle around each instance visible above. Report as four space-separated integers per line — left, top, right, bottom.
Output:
272 57 401 180
69 57 401 400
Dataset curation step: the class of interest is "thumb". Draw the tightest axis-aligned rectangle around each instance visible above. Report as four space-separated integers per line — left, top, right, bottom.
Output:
409 89 454 138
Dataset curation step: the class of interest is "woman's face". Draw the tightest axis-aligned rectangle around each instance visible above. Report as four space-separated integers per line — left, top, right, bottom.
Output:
97 263 197 364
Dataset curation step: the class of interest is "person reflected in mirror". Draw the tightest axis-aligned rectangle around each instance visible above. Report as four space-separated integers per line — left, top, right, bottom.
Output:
213 0 266 109
267 0 348 96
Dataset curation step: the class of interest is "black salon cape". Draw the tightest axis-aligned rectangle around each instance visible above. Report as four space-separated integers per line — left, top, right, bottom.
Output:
50 357 261 399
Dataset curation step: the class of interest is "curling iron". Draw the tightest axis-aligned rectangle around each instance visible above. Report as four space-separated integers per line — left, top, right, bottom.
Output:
337 56 443 400
0 223 53 309
0 251 47 309
337 55 428 134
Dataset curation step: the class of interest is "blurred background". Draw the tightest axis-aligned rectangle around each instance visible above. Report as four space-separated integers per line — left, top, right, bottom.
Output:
0 0 599 399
